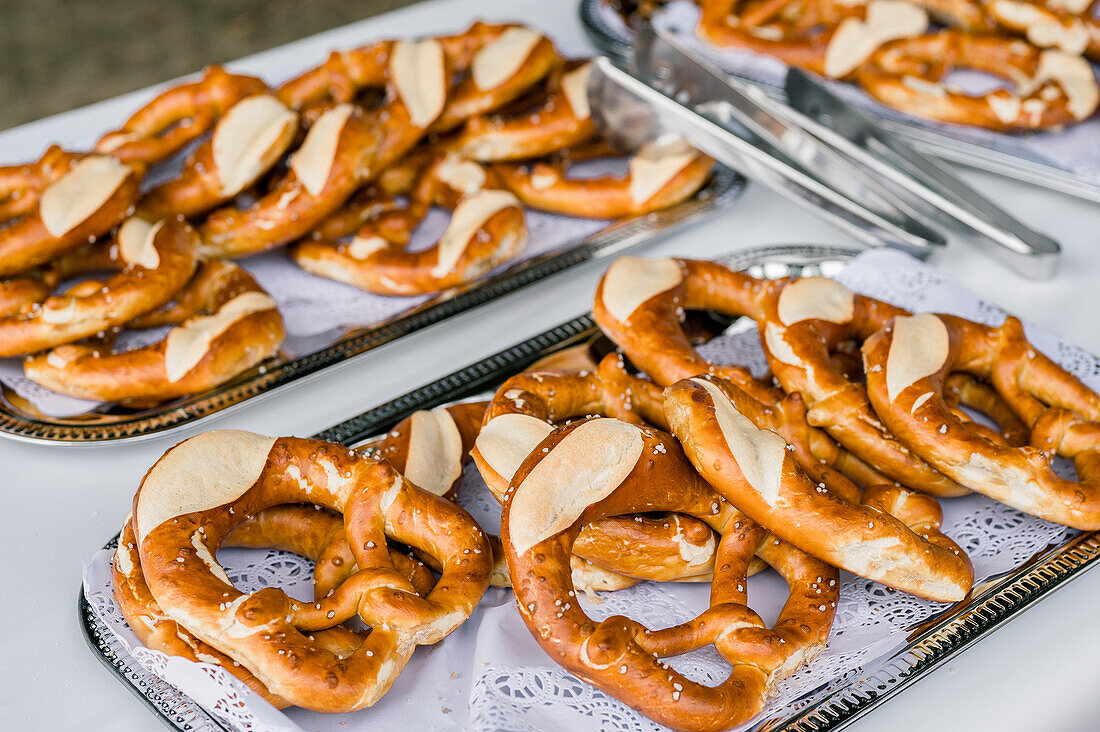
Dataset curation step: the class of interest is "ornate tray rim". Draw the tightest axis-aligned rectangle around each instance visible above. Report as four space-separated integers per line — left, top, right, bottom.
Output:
1 166 745 446
577 0 1100 203
78 243 1100 732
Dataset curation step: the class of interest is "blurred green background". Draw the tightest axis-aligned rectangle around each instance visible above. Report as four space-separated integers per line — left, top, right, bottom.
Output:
2 0 420 131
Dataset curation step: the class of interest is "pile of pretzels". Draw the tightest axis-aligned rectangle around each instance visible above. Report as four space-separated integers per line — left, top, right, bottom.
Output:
691 0 1100 130
1 21 714 406
113 251 1100 731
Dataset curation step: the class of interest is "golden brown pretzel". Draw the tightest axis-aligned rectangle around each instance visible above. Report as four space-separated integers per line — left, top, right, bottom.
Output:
756 276 970 497
138 95 299 219
454 60 597 161
291 155 528 295
494 139 712 218
697 0 929 79
0 153 142 278
24 262 283 403
96 66 269 164
127 258 261 329
592 256 779 403
502 417 837 732
986 0 1100 61
364 401 489 498
858 31 1099 130
0 217 198 357
223 505 437 599
471 360 724 586
197 103 381 258
274 22 513 110
430 27 560 133
113 516 293 709
0 145 82 222
0 277 51 317
665 375 974 601
131 431 492 712
863 312 1100 529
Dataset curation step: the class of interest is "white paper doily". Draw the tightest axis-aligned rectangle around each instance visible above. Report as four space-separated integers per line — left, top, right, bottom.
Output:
83 248 1092 731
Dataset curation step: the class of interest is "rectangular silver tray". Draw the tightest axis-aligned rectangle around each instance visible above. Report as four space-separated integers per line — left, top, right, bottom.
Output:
79 244 1100 731
0 166 744 445
579 0 1100 202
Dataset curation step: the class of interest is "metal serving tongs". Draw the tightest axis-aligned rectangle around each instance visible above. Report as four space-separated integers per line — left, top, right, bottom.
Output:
590 26 1059 276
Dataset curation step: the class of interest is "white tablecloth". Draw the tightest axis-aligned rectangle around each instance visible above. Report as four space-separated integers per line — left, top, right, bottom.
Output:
2 0 1099 729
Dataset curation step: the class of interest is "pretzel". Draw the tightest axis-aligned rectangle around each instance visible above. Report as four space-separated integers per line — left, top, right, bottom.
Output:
0 145 82 222
126 258 260 328
472 360 723 585
494 138 712 218
0 276 51 317
986 0 1100 61
862 312 1100 529
96 66 269 164
362 401 488 498
197 103 381 258
0 217 198 357
113 516 292 709
274 22 511 110
115 504 439 710
430 26 560 133
454 60 597 161
592 256 780 403
697 0 929 79
858 31 1099 130
138 95 299 219
278 24 556 169
501 417 838 732
292 154 527 295
664 375 974 601
0 152 142 277
755 276 970 497
131 431 491 711
24 262 283 403
223 505 437 600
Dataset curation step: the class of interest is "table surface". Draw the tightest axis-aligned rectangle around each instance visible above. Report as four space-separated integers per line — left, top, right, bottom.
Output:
2 1 1099 730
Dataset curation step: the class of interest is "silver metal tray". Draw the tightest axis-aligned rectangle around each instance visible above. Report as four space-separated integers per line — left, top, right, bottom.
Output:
580 0 1100 202
79 244 1100 731
0 166 744 445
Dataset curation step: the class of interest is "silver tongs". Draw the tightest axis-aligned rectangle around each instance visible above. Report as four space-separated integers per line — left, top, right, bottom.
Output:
587 26 1059 277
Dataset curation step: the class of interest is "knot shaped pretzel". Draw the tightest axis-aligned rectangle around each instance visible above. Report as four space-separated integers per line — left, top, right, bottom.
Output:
859 30 1100 130
362 401 488 498
665 375 974 601
0 217 198 357
697 0 929 79
0 151 142 278
139 94 299 220
494 138 712 218
115 505 439 709
198 103 381 258
132 430 492 712
472 358 725 586
863 312 1100 529
455 60 598 161
757 275 971 497
292 154 527 295
593 256 786 404
96 66 269 164
501 417 837 732
986 0 1100 62
25 261 284 403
